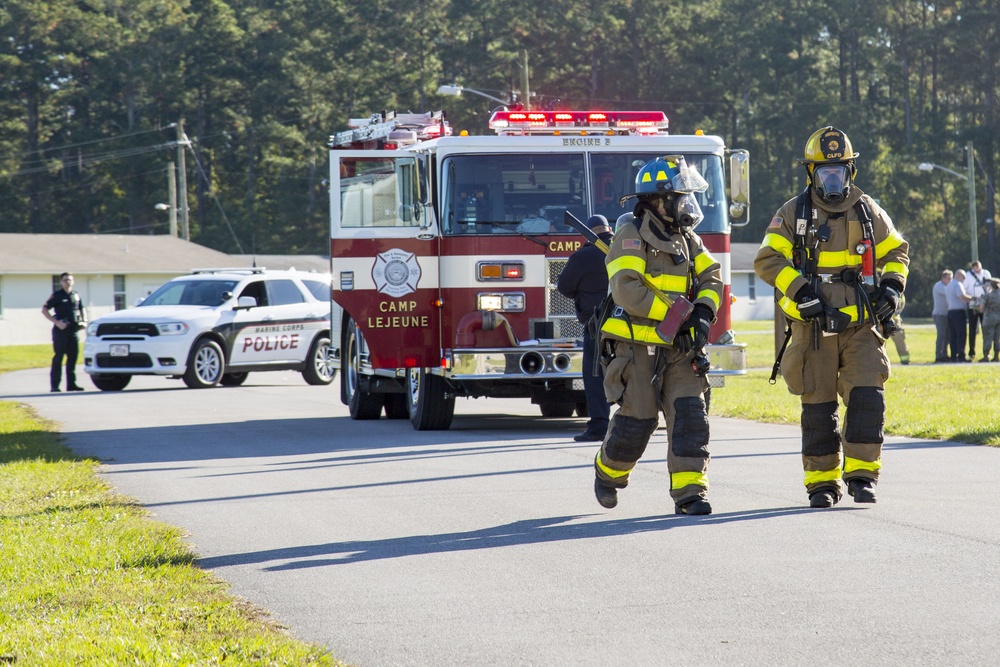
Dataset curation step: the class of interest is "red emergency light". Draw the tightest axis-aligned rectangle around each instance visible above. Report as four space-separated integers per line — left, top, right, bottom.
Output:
421 123 453 138
489 110 668 135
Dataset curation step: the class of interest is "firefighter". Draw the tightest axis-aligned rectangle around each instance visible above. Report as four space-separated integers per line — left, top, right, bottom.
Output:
593 156 723 515
754 126 909 508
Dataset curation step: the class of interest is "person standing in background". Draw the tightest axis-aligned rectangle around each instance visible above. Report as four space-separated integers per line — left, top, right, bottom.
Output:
946 269 972 362
41 272 86 392
932 270 953 363
964 261 992 361
980 278 1000 362
557 215 614 442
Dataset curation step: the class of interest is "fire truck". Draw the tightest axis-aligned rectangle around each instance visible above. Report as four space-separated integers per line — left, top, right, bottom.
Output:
328 109 749 430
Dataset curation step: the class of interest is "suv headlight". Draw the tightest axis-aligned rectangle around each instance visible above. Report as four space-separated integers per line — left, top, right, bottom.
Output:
86 322 98 335
156 322 190 335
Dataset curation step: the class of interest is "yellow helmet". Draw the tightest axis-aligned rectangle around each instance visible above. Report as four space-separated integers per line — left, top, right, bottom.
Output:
799 126 859 204
799 126 859 166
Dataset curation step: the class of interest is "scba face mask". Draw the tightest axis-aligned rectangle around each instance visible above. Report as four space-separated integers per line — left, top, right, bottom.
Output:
812 163 853 204
672 193 705 228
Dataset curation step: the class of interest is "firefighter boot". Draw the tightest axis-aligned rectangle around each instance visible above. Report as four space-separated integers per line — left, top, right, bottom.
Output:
847 478 877 503
675 496 712 515
809 490 838 508
594 479 618 509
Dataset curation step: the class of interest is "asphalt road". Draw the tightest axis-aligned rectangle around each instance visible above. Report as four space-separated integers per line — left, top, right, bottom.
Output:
3 368 999 666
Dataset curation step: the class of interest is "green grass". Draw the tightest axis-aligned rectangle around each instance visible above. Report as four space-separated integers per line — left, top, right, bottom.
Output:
0 344 54 373
725 320 1000 446
0 404 343 665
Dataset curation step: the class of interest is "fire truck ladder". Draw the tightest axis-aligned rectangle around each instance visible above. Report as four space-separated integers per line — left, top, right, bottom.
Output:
329 111 447 147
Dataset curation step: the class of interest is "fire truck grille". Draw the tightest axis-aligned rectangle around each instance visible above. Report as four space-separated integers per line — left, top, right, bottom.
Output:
547 259 583 339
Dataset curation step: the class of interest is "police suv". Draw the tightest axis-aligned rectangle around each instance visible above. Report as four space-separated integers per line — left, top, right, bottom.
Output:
83 268 338 391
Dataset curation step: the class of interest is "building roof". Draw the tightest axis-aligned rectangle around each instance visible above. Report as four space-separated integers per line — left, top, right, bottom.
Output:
0 234 272 275
731 242 761 272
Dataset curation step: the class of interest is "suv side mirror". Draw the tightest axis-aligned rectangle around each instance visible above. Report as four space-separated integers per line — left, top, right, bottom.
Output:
236 296 257 310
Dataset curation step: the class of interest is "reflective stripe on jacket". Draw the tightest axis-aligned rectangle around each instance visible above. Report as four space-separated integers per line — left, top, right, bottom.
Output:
754 187 909 324
600 212 722 345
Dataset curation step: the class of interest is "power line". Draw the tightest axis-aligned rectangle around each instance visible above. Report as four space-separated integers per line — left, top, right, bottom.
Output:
186 133 245 254
2 141 177 177
0 124 177 162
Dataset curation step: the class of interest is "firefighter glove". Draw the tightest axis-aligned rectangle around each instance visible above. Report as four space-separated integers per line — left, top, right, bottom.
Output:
873 280 903 321
676 304 713 353
795 284 824 321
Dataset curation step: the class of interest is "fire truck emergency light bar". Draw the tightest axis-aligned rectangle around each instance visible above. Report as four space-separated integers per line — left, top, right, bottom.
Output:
488 110 669 135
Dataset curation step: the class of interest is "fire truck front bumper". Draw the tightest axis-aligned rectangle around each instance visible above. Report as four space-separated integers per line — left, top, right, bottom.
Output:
449 347 583 382
446 343 746 384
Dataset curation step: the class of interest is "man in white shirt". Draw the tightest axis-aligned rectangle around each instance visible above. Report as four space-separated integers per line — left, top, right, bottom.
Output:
947 269 973 361
964 261 992 360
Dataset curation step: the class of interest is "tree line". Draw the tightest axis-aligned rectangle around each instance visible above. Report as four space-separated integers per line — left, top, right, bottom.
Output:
1 0 997 316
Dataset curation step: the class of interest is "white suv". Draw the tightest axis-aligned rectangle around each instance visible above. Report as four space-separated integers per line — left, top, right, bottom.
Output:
84 268 338 391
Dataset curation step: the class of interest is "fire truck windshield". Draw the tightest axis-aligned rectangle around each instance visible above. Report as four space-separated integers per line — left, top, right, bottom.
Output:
590 153 729 233
442 152 729 236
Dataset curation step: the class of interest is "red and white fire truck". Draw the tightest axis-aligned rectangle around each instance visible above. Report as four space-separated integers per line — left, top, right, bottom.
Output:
328 109 749 430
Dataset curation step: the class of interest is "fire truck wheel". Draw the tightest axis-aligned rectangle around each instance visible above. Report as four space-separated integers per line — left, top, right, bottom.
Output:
303 336 336 385
383 394 409 419
183 339 225 389
344 319 384 420
406 368 455 431
220 372 249 387
539 402 576 418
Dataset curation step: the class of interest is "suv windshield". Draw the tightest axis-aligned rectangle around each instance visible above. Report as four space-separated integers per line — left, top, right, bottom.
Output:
141 280 239 307
441 152 729 235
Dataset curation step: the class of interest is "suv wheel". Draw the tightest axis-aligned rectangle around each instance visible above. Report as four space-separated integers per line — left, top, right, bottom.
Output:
220 372 249 387
302 336 336 385
183 339 225 388
91 374 131 391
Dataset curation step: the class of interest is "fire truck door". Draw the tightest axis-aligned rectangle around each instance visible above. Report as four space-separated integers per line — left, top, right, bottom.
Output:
330 151 441 370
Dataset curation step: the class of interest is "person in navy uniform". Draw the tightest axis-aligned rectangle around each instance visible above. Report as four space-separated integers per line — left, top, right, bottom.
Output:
41 272 87 392
557 215 614 441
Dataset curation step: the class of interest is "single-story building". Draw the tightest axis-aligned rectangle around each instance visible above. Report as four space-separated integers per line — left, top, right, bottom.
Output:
730 242 776 321
0 234 327 345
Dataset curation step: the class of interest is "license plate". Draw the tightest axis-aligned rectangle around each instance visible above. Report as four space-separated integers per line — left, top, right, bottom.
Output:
110 344 130 357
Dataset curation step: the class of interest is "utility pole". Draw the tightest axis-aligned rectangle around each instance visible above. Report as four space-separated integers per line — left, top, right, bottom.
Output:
521 49 530 111
177 120 190 241
167 161 177 237
967 141 979 264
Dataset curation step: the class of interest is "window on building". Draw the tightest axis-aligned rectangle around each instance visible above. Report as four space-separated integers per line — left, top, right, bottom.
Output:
114 275 126 310
747 273 757 304
52 275 61 293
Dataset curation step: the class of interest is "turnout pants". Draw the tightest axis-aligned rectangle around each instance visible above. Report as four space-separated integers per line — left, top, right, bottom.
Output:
780 322 890 497
595 340 710 504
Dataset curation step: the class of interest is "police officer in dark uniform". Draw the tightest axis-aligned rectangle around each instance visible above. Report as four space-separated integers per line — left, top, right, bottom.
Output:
557 215 614 441
41 272 87 392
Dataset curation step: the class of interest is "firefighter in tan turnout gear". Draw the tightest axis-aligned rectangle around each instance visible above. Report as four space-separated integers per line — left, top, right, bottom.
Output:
754 127 909 508
593 157 723 515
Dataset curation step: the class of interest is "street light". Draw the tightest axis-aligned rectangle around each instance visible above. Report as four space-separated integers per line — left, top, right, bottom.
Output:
436 84 509 107
919 141 978 263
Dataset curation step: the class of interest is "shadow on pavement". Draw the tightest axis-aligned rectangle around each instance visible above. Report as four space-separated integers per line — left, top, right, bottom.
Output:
197 505 833 571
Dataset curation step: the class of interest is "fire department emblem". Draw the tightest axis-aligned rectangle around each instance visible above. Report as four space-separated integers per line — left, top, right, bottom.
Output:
372 248 421 297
